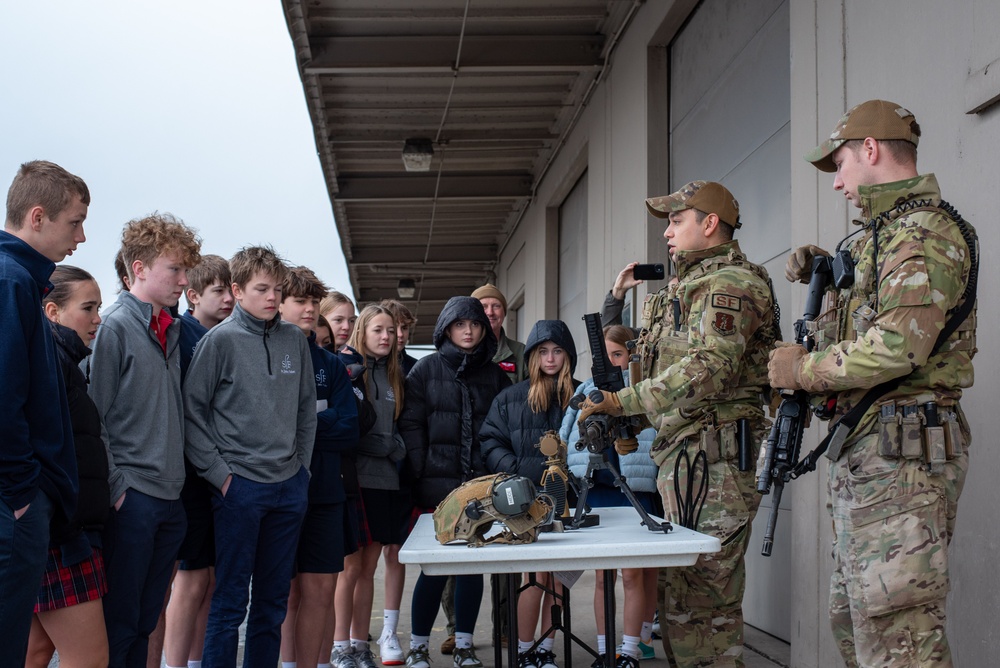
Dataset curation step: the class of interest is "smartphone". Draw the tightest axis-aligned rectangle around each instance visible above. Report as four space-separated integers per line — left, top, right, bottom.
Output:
632 263 665 281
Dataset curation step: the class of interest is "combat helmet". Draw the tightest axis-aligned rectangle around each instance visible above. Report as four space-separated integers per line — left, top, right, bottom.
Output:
433 473 555 547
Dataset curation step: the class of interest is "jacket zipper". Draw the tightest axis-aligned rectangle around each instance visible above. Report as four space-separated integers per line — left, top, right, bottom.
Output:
264 328 272 375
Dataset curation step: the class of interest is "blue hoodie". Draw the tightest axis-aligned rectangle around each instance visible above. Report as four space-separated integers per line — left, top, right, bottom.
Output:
0 231 77 516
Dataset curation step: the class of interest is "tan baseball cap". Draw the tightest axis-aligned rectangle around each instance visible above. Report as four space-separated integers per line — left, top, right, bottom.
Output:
806 99 920 172
645 180 741 229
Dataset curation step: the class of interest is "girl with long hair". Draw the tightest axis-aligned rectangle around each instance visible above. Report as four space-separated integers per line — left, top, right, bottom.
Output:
480 320 579 668
333 305 408 668
26 266 110 668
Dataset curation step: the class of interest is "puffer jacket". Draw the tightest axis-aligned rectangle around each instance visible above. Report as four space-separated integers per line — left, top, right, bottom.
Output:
49 321 110 559
480 320 579 485
560 370 658 495
400 297 511 508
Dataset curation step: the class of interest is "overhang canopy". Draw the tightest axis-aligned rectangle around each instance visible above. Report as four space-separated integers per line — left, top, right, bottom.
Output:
283 0 638 342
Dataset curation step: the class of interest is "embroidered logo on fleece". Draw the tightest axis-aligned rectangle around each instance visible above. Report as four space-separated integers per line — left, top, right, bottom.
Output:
281 354 296 374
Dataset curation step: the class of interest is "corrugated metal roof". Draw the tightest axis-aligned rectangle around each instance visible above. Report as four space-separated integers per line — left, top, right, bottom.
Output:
283 0 637 341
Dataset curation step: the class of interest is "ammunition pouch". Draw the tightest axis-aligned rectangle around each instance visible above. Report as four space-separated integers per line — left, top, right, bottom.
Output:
875 400 966 473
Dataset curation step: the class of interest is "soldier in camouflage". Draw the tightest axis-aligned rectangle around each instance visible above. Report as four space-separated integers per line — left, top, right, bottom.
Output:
770 100 977 667
578 181 778 668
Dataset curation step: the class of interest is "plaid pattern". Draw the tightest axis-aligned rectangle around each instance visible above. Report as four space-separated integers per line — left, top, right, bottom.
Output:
35 547 108 612
347 493 372 550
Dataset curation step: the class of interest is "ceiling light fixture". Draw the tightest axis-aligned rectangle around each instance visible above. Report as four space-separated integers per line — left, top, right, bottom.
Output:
397 278 416 299
402 138 434 172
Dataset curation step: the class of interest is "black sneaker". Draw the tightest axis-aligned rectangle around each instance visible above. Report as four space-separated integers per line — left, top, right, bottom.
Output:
615 655 639 668
533 649 558 668
517 652 538 668
590 654 607 668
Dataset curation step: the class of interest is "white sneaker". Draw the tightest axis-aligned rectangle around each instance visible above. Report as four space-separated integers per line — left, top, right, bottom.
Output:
378 629 405 666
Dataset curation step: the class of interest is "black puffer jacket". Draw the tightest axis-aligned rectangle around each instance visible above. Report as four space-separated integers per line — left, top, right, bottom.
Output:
480 320 578 485
49 321 110 551
400 297 511 509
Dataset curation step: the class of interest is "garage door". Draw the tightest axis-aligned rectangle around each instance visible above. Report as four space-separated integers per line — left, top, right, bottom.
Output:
669 0 791 641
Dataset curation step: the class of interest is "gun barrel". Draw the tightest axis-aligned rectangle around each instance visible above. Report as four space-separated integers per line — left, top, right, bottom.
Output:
760 482 785 557
757 422 780 494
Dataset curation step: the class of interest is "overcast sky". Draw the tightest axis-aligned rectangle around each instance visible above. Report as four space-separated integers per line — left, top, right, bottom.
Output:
0 1 351 307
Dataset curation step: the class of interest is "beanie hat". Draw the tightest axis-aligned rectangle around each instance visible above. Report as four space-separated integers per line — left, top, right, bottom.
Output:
471 283 508 313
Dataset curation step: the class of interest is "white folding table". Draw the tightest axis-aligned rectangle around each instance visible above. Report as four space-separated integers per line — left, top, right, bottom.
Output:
399 507 720 668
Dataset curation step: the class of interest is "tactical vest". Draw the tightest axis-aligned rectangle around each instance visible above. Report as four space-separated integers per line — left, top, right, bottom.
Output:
809 205 976 358
636 249 776 439
806 202 977 437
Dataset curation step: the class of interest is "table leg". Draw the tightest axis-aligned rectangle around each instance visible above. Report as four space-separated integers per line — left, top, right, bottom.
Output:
561 584 572 668
493 574 503 668
603 570 616 668
507 573 520 668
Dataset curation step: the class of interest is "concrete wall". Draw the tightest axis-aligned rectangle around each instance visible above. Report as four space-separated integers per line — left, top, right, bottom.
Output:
790 1 1000 664
497 0 1000 664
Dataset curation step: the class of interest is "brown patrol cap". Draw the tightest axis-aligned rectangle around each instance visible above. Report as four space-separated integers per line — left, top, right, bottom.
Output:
645 180 741 229
806 99 921 172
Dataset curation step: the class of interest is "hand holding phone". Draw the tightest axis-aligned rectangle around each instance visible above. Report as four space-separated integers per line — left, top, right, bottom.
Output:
632 263 665 281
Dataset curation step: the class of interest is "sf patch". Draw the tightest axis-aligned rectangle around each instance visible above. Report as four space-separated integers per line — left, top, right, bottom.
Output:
712 311 736 336
711 293 741 311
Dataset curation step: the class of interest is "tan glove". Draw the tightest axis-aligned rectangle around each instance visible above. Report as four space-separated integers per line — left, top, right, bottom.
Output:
614 436 639 456
767 342 807 391
785 245 831 284
575 390 624 422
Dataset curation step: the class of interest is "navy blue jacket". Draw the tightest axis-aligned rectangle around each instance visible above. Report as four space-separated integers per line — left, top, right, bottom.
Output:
309 333 358 504
179 311 209 379
0 231 78 517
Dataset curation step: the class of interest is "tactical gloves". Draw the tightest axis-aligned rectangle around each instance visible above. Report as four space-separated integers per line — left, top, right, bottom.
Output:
613 436 640 456
574 389 624 421
785 245 831 284
767 342 807 391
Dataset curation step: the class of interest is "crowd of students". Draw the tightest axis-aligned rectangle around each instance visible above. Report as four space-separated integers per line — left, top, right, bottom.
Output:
2 161 659 668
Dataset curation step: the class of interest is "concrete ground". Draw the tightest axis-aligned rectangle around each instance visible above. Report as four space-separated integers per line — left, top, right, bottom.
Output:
368 561 791 668
132 559 790 668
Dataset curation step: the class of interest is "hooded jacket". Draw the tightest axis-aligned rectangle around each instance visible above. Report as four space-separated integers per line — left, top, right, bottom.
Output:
183 302 317 490
89 289 185 502
480 320 578 485
49 322 110 552
0 231 77 517
399 297 512 508
308 333 358 504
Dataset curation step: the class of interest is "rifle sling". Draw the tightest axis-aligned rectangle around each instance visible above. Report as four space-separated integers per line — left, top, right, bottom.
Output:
793 284 976 476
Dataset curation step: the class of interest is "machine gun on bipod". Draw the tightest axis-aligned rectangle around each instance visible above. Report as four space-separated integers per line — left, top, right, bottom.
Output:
569 313 671 533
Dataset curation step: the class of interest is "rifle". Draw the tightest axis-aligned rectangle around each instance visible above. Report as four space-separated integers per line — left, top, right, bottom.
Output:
757 255 832 556
569 313 672 533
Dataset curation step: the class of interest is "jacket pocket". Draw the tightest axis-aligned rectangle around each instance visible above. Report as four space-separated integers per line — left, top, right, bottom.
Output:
847 489 948 618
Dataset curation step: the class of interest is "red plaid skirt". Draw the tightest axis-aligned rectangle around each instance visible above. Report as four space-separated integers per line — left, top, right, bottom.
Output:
35 547 108 612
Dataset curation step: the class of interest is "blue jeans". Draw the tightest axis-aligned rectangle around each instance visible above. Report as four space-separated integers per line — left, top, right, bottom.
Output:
102 489 187 668
0 491 52 668
203 468 309 668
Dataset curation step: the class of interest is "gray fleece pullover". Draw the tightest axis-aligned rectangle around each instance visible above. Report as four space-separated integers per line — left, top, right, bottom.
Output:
356 356 406 491
183 303 317 489
89 291 185 502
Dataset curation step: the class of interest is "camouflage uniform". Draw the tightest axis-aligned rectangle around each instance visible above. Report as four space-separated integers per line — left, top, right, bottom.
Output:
617 240 777 668
796 174 976 667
